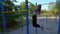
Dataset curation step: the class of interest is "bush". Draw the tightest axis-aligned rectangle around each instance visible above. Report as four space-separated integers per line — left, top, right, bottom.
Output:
0 11 20 32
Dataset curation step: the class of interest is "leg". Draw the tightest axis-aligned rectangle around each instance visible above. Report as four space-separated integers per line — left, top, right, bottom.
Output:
32 15 44 31
32 15 40 28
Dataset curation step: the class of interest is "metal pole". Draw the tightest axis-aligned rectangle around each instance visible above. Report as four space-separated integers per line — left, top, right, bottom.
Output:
58 9 60 34
25 0 29 34
56 0 60 34
36 2 37 34
46 14 48 23
20 6 23 30
0 0 7 34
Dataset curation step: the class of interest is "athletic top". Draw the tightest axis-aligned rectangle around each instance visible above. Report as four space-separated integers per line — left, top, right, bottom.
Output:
32 6 37 15
33 11 37 15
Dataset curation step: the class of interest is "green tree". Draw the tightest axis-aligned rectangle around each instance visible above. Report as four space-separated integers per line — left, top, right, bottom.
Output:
28 2 34 14
20 2 35 16
41 9 48 14
48 1 58 16
0 0 21 32
20 2 34 16
20 2 26 17
3 0 17 11
40 9 48 17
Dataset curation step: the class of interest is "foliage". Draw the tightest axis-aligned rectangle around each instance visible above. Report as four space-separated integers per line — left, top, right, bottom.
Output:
0 0 20 31
3 0 16 11
41 9 48 14
48 1 58 16
20 2 35 16
20 2 26 17
28 3 34 14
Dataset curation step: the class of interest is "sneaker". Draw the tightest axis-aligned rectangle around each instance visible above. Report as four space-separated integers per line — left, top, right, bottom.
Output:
40 25 44 31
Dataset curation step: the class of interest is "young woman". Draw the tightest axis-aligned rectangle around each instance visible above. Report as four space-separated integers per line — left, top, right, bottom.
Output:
32 4 44 31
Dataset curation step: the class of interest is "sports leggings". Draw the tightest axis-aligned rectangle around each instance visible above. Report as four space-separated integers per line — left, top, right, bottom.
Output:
32 15 40 28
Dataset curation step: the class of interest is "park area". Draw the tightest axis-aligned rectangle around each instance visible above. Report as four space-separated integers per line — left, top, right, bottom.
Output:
0 17 59 34
0 0 60 34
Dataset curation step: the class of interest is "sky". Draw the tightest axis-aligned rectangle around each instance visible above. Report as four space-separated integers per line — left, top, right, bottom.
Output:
14 0 56 10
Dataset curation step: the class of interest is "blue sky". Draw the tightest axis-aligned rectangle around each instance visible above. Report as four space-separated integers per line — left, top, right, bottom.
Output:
14 0 56 10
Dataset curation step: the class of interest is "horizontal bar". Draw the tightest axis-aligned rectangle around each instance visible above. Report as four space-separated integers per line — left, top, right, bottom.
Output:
0 10 28 14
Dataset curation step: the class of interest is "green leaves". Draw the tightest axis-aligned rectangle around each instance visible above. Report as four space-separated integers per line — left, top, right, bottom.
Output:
48 2 58 16
20 2 34 16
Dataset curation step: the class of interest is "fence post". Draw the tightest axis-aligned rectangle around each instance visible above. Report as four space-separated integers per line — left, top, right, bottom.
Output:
56 0 60 34
25 0 29 34
0 0 7 34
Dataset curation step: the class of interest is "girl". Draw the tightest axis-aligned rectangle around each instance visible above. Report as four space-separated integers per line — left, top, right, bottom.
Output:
32 4 44 31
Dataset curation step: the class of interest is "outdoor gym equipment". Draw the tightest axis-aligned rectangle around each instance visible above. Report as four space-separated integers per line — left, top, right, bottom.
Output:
0 0 60 34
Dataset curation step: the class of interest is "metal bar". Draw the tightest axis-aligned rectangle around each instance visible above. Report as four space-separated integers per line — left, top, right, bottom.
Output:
56 0 60 34
25 0 29 34
46 15 48 23
36 28 37 34
0 10 27 14
36 2 37 34
0 0 6 34
58 9 60 34
20 6 24 30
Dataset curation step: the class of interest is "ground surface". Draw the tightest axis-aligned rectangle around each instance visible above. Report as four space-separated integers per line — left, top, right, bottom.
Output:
0 17 59 34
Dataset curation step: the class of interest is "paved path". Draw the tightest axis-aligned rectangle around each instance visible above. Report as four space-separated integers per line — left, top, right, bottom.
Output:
0 17 59 34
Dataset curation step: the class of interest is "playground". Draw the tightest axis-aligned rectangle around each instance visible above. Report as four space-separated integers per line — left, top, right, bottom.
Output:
0 0 60 34
0 17 59 34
